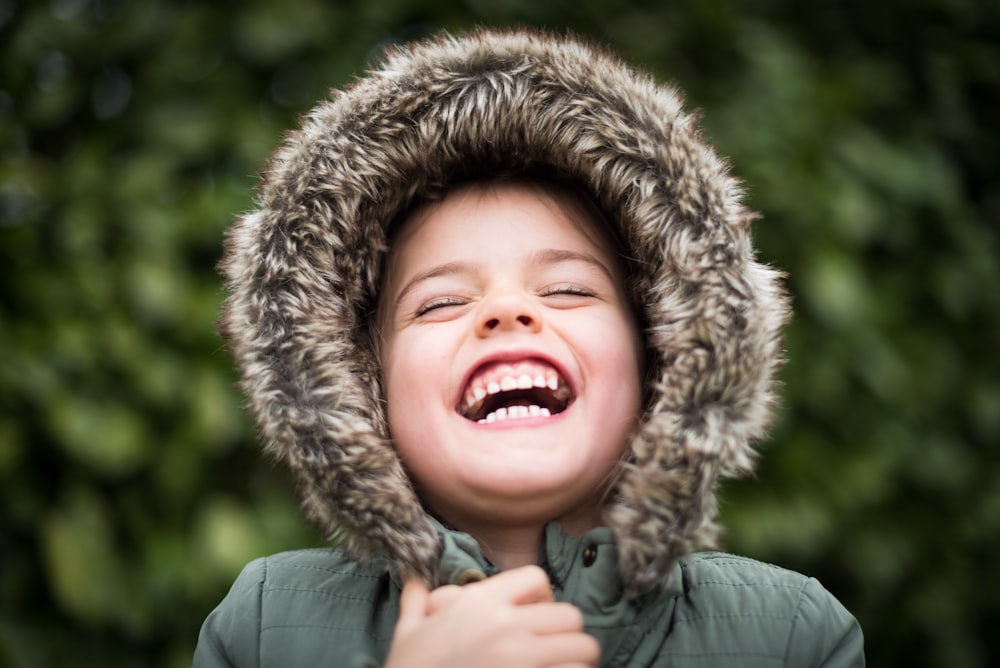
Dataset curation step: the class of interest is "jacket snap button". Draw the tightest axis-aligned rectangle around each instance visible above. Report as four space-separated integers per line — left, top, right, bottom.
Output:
454 568 487 585
581 545 597 567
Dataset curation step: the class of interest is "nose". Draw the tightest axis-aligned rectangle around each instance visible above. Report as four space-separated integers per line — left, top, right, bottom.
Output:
475 290 543 337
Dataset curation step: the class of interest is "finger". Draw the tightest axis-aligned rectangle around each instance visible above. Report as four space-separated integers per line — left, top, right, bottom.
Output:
426 584 463 614
532 632 601 667
476 564 554 604
394 576 430 638
514 602 586 635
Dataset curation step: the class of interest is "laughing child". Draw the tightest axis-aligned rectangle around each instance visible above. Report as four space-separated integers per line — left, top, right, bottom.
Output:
195 28 864 668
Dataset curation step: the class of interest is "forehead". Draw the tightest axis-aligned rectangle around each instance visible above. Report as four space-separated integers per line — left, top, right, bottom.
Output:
386 179 620 270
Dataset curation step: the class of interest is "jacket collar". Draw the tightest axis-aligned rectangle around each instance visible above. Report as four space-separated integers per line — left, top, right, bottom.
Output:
415 520 683 662
542 523 682 662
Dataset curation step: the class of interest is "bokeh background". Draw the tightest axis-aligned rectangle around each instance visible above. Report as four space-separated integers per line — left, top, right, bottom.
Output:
2 0 998 666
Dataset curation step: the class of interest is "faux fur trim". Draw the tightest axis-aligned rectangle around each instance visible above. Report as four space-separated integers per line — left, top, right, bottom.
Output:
219 27 790 596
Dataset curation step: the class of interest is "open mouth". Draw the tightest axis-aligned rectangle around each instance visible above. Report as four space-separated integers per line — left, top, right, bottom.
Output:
460 360 574 424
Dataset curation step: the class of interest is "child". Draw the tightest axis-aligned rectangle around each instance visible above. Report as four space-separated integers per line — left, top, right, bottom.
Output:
195 28 864 667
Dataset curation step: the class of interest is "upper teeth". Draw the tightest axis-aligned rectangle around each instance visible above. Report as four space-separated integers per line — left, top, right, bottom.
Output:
460 360 571 423
465 371 561 412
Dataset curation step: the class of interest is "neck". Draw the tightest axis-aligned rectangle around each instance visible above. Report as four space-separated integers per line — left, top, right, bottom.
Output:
471 523 545 570
442 505 602 571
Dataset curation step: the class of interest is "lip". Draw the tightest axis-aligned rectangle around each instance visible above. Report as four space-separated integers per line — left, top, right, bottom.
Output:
454 348 576 416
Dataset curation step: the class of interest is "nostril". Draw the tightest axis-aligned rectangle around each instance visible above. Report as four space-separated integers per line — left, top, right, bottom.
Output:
482 316 533 330
475 295 542 336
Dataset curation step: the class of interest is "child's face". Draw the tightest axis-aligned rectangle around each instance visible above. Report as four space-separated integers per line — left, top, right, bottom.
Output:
380 182 644 532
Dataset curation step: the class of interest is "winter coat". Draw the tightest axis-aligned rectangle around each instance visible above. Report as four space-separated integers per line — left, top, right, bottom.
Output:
195 523 863 667
199 26 864 666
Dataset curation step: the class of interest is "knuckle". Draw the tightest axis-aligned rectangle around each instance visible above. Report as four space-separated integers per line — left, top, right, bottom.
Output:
522 564 551 586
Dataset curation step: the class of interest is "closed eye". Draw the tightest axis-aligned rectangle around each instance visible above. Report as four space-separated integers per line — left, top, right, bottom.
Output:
415 296 469 318
539 284 596 298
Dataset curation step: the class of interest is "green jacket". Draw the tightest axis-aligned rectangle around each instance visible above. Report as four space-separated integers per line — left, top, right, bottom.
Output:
195 524 863 667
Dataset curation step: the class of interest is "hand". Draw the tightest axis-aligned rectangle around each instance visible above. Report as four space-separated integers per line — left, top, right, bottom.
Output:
383 565 600 668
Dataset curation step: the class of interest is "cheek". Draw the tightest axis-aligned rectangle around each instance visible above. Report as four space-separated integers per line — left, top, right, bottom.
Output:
588 315 645 432
382 330 455 448
583 313 644 382
384 377 431 477
612 313 646 395
382 329 428 398
382 341 418 443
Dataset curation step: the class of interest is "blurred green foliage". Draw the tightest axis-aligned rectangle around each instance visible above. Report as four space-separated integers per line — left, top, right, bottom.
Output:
1 0 997 666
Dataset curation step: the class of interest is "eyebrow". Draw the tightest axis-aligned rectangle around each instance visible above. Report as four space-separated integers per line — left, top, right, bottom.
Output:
527 248 616 280
393 260 477 310
392 248 616 310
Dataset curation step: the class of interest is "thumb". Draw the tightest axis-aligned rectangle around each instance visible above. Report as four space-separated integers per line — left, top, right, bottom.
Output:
394 576 431 638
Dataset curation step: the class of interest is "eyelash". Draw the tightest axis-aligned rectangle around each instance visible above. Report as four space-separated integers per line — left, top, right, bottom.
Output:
539 284 596 298
414 297 468 317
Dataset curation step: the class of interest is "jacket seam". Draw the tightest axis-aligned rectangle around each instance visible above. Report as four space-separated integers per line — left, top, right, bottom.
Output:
782 576 813 667
261 622 392 642
693 581 801 589
258 557 267 668
263 585 382 603
279 563 385 579
692 557 803 577
673 611 793 624
657 649 783 659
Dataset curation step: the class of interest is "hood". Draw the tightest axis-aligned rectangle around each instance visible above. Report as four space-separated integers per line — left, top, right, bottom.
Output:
219 27 790 597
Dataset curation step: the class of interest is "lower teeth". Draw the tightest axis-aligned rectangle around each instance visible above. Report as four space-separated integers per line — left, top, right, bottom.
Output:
479 405 552 424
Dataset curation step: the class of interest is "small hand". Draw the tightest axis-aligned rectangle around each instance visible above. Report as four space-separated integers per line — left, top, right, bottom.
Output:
384 565 600 668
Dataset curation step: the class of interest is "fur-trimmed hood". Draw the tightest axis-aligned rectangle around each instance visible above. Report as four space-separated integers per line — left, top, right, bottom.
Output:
219 27 789 597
